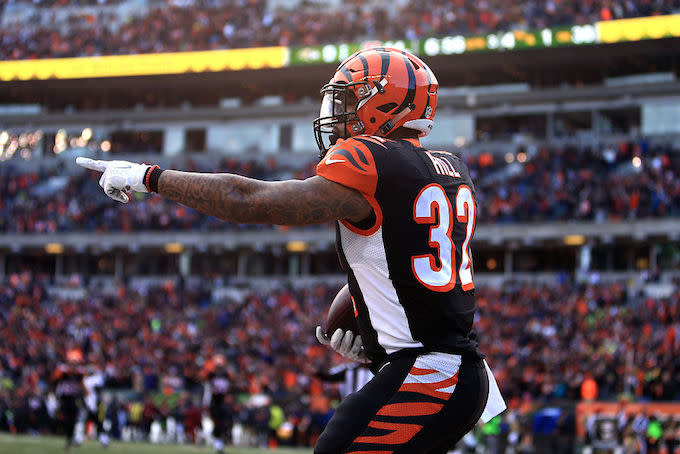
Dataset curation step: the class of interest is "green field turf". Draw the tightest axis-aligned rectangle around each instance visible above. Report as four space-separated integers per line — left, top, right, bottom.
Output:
0 434 313 454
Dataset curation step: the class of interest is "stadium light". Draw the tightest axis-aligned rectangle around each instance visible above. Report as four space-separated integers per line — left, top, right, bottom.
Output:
286 241 308 252
637 258 649 269
45 243 64 254
164 243 184 254
564 235 586 246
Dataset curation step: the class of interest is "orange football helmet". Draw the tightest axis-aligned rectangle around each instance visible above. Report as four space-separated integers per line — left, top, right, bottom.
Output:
313 47 439 157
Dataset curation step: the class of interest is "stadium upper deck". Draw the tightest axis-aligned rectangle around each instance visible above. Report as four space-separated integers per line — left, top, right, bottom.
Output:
1 0 679 109
1 0 679 60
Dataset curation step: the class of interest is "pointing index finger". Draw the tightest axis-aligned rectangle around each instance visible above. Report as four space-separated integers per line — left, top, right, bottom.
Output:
75 157 108 172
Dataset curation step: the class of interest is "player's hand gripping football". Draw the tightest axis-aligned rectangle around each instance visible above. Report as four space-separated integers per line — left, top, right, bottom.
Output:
315 326 369 363
76 157 151 203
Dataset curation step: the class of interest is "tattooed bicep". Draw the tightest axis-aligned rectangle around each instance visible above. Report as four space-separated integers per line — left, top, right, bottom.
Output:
284 176 373 225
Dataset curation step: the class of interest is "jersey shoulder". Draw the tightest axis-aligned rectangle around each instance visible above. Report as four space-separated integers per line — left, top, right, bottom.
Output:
316 135 389 196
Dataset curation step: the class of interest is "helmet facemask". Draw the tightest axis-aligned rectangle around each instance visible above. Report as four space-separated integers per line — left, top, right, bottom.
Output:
313 81 369 159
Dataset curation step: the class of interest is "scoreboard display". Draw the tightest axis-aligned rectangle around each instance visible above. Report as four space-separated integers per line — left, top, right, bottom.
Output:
291 14 680 64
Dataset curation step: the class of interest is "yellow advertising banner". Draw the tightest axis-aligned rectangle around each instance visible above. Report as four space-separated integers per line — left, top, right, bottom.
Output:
0 47 288 81
597 14 680 43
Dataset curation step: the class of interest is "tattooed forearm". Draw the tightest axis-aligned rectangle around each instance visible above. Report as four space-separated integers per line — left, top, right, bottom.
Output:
157 171 372 225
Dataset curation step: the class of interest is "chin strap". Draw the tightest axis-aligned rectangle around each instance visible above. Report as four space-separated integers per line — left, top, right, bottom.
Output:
378 104 415 136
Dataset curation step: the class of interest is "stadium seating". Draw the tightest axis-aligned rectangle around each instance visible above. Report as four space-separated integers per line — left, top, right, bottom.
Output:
1 0 679 59
0 139 677 233
1 272 679 446
1 0 679 451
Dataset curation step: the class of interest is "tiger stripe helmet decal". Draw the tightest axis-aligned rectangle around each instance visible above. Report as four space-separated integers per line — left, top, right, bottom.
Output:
314 47 439 158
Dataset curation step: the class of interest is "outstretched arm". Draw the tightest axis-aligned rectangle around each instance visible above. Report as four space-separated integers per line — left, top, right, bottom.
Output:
158 171 372 225
74 158 372 226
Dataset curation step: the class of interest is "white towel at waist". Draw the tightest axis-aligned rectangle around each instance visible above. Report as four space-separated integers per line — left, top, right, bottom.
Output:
481 359 506 423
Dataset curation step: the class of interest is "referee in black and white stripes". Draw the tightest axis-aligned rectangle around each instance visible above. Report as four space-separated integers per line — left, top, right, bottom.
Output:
316 362 374 399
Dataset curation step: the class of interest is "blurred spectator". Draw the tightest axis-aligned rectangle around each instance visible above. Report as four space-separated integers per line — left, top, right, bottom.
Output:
581 373 599 401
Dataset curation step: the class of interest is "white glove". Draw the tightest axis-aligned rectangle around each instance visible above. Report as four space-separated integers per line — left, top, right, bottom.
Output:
315 326 368 363
76 157 150 203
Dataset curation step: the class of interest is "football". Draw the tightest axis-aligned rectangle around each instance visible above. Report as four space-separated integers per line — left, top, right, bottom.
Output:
323 284 360 336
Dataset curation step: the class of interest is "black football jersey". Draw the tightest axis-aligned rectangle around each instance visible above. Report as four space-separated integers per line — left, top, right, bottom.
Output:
55 368 83 407
317 135 480 363
211 375 230 395
205 373 230 407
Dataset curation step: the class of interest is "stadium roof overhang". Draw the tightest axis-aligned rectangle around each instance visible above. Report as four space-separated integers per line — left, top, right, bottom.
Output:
0 38 678 110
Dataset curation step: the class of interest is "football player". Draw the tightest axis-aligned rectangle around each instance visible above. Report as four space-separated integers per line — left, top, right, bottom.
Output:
83 364 107 446
202 355 232 454
53 362 84 452
77 46 506 453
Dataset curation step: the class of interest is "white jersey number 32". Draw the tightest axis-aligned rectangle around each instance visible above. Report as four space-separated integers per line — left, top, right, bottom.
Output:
411 184 475 292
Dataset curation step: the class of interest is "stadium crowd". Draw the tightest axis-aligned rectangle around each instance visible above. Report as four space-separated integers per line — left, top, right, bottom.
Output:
0 139 678 233
0 270 679 448
0 271 340 446
473 140 680 224
1 0 680 60
0 155 319 233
